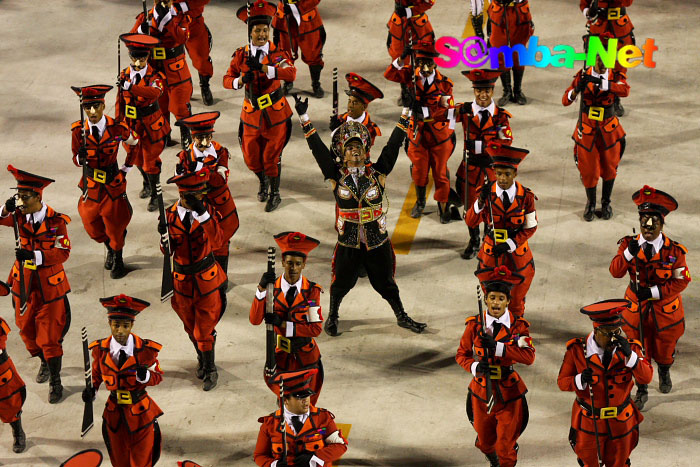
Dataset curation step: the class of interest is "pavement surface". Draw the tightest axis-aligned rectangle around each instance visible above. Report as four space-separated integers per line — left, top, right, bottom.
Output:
0 0 697 466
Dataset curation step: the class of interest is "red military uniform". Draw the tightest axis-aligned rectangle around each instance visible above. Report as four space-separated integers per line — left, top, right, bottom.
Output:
89 294 163 467
175 112 240 273
558 300 653 467
250 232 324 404
384 41 455 214
71 84 136 279
183 0 214 105
132 2 193 137
332 73 384 148
465 145 536 317
387 0 435 63
582 1 634 72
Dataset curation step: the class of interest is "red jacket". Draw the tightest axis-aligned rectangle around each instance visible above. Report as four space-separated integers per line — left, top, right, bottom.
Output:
254 406 348 467
610 234 691 332
581 0 634 39
0 317 26 414
90 334 163 433
558 335 652 438
487 0 534 48
223 42 296 129
115 65 170 144
456 311 535 404
454 103 513 165
272 0 324 36
387 1 435 45
0 206 71 303
339 111 381 147
562 68 629 152
185 0 210 19
250 276 323 366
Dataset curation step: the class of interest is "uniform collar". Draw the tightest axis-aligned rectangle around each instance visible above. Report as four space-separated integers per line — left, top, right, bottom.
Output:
176 202 193 220
250 42 270 57
485 310 511 330
130 65 148 81
89 116 107 137
26 202 47 224
283 406 310 434
585 332 617 358
590 68 609 80
346 111 366 123
109 334 134 358
495 183 516 201
472 100 495 118
193 143 217 160
638 233 663 255
420 71 436 86
280 274 303 295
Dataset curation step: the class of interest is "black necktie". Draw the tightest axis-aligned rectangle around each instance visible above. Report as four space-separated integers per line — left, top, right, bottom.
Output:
492 322 502 339
183 212 191 230
643 243 654 260
133 73 142 86
479 109 490 129
118 349 128 368
502 191 511 211
291 415 304 434
91 125 100 141
285 285 297 306
602 349 612 369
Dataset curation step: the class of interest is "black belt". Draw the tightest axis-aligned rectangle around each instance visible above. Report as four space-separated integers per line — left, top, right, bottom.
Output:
485 227 521 240
583 104 615 120
153 44 186 60
0 350 8 365
577 397 631 419
289 337 312 352
83 163 120 184
110 389 147 405
603 6 626 16
174 254 216 275
245 87 284 111
124 101 160 119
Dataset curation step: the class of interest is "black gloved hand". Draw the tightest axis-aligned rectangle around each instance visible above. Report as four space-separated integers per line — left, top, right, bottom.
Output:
476 360 490 376
466 139 477 152
585 74 602 87
140 20 151 34
394 5 408 18
477 185 489 207
157 222 167 235
459 103 473 116
613 335 632 358
264 312 284 327
627 238 641 258
16 249 34 262
4 197 16 213
276 462 289 467
78 146 88 165
492 242 511 256
586 7 602 20
136 366 149 380
329 115 342 131
293 94 309 115
580 368 594 385
155 1 169 18
636 286 653 301
259 271 276 289
185 194 207 215
246 54 262 72
480 331 497 351
400 46 412 59
82 386 96 403
241 72 255 85
293 452 314 467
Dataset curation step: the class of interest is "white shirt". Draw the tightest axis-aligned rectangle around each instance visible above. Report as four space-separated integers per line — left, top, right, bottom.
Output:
109 335 150 383
190 144 218 172
269 407 325 467
233 42 277 89
567 67 610 101
472 182 518 253
88 116 106 141
470 310 511 376
575 332 639 390
623 233 664 299
255 274 303 337
129 65 148 83
176 203 210 224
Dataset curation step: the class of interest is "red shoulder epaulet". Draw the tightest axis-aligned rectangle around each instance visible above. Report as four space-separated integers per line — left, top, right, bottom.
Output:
566 337 584 348
308 280 324 293
233 46 245 58
617 235 632 245
464 315 478 326
88 338 105 350
500 109 513 118
144 340 163 351
514 316 530 327
71 120 82 131
671 240 688 254
628 338 642 347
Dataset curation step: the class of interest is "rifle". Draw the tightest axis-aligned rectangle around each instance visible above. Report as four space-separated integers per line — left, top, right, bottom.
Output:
11 212 27 315
81 327 94 437
463 106 471 211
281 0 298 60
78 90 89 202
632 228 646 354
332 67 338 118
279 378 288 464
264 247 277 378
484 174 501 266
142 0 148 30
407 35 419 140
157 186 174 302
477 285 495 414
582 340 603 467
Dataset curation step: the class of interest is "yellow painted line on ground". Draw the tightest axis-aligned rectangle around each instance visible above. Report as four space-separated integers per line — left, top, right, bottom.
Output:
391 179 433 255
333 423 352 466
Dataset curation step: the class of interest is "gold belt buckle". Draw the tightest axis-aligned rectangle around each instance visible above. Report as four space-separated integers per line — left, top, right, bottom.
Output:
257 94 273 110
588 106 604 121
23 260 37 270
153 47 166 60
360 208 372 223
93 169 107 184
489 365 502 380
599 406 618 419
494 229 508 244
116 389 132 405
276 335 292 353
607 7 621 20
125 105 138 119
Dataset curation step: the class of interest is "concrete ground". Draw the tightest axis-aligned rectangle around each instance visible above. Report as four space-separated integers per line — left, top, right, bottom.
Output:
0 0 697 465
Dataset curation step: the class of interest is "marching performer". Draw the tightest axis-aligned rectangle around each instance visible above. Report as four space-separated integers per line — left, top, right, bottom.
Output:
329 73 383 149
184 0 215 106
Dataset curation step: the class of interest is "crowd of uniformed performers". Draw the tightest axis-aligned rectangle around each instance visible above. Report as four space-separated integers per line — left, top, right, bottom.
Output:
0 0 692 466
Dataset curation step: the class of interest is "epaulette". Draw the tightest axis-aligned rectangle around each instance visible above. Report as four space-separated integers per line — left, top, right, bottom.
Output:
71 120 82 131
315 407 334 418
234 46 245 57
88 339 101 350
57 213 71 224
144 339 163 351
500 109 513 118
617 235 632 245
464 315 478 325
628 338 642 347
671 240 688 254
566 337 584 348
514 316 530 327
309 281 324 293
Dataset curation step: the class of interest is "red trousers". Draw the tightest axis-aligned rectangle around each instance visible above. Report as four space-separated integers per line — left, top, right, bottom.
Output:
124 139 164 175
408 138 455 203
456 161 495 207
241 120 291 177
14 294 69 359
77 195 132 251
104 419 161 467
0 358 25 424
264 358 323 405
575 139 622 188
622 316 684 366
471 394 527 467
278 27 324 67
172 289 222 352
186 15 213 77
158 80 193 126
573 427 638 467
509 263 533 318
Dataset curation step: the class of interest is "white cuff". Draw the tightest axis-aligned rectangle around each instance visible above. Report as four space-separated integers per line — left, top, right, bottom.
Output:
74 154 82 166
583 7 589 17
401 107 411 117
255 288 267 300
120 164 133 173
568 89 576 102
0 208 10 218
233 77 240 90
575 373 587 391
138 24 147 34
404 7 412 17
650 285 660 300
600 78 609 91
124 134 138 146
290 4 301 25
310 455 325 467
474 140 483 154
421 106 429 118
470 361 479 377
495 342 505 357
300 113 310 123
623 248 635 262
192 211 210 223
271 461 278 467
266 66 276 80
625 352 638 368
473 199 483 214
285 322 294 337
447 108 455 130
178 2 189 13
524 211 537 228
34 251 43 266
123 80 131 91
392 57 402 70
506 239 516 253
217 166 228 179
136 370 151 384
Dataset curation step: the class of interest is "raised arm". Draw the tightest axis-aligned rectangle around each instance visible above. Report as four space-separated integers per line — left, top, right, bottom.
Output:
371 111 410 175
293 95 339 181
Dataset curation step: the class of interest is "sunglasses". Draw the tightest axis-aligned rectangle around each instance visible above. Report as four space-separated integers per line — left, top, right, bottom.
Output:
596 327 622 338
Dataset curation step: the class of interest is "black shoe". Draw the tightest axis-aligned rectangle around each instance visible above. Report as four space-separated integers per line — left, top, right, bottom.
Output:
583 186 596 222
324 294 342 336
411 185 427 218
255 172 269 202
10 418 26 453
659 364 672 393
199 74 214 106
147 173 161 213
165 132 178 147
600 179 614 220
196 350 204 380
137 167 151 199
497 86 513 107
48 356 63 404
104 244 115 271
309 65 324 98
389 299 426 333
461 229 480 260
485 451 500 467
311 82 325 98
614 97 625 117
202 348 218 391
513 90 527 105
438 203 452 224
600 202 613 220
36 357 49 384
634 384 649 411
110 250 127 279
265 176 281 212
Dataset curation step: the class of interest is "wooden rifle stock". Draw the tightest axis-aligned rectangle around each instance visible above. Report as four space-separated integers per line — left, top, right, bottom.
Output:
156 183 174 302
81 327 94 437
11 212 27 315
264 247 277 378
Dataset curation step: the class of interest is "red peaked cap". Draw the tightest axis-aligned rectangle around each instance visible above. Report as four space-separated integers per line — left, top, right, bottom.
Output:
178 462 203 467
485 142 529 169
274 231 320 258
475 266 524 296
7 165 54 195
59 448 104 467
0 280 9 297
177 111 220 136
580 299 630 328
271 369 319 397
236 1 276 26
119 33 161 57
462 69 502 88
71 85 113 104
413 40 440 58
100 294 150 320
345 73 384 105
632 185 678 218
167 170 210 193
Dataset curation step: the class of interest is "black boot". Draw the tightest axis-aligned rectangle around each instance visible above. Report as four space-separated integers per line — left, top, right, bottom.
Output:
325 293 342 337
438 202 452 224
137 167 151 199
388 298 426 333
485 451 500 467
147 173 161 212
398 83 408 106
36 355 49 384
104 243 115 271
461 227 480 260
202 346 218 391
255 172 269 202
192 341 204 380
583 186 596 222
199 74 214 106
48 356 63 404
600 179 614 220
512 68 527 105
658 364 672 393
411 185 427 218
164 131 178 147
614 95 625 117
309 65 324 98
634 383 649 410
111 250 127 279
265 175 281 212
180 125 192 151
497 72 513 107
10 416 26 453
